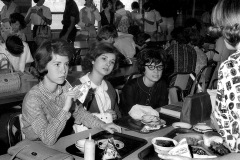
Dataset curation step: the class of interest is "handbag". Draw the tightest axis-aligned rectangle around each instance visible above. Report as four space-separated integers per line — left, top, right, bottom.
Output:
180 67 212 125
34 19 51 46
0 53 21 93
8 139 74 160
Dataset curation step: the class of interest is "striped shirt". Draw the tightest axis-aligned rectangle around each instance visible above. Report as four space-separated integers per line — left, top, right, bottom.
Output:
21 81 105 146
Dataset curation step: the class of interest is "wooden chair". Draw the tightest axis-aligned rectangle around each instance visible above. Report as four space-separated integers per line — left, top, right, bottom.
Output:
7 112 25 147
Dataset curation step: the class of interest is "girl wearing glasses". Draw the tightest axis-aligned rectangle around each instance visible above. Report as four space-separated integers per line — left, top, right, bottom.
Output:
119 48 168 116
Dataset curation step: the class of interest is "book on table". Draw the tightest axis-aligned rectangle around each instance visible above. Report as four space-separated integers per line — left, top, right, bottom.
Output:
160 102 183 119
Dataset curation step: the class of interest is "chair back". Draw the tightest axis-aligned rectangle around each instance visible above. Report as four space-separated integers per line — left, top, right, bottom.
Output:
198 62 216 90
7 112 24 147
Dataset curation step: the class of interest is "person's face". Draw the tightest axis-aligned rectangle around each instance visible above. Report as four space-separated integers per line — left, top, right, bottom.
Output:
102 37 114 44
38 0 45 5
11 21 20 33
44 54 69 87
107 2 112 9
144 62 163 83
92 53 116 77
86 0 93 6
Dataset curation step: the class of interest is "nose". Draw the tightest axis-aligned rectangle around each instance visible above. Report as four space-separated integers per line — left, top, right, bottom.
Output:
60 65 67 74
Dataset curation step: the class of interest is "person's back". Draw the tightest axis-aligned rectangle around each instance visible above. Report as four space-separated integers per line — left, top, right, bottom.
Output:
166 43 197 74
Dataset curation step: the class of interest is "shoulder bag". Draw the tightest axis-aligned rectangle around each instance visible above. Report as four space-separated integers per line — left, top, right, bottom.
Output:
34 18 51 46
0 53 21 93
8 139 74 160
180 66 212 125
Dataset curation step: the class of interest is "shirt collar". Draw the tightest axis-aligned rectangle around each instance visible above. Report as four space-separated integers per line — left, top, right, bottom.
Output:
39 81 63 100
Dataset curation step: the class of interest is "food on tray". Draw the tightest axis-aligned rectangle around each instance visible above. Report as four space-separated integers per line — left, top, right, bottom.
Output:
209 141 231 156
203 131 223 147
102 138 121 160
193 123 213 133
156 139 175 147
141 115 160 125
191 146 208 155
97 138 124 150
174 133 203 146
168 138 192 158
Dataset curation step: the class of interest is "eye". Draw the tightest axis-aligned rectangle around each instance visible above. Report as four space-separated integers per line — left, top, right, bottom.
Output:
110 61 115 65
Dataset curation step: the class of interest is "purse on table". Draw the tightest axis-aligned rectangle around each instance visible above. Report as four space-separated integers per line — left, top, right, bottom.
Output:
8 139 74 160
180 68 212 125
0 53 21 93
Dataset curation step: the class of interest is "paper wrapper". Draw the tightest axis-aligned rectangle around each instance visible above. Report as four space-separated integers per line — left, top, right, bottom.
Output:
102 138 121 160
168 138 192 158
71 81 91 103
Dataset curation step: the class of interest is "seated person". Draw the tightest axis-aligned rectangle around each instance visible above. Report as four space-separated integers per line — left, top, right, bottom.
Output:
9 12 27 41
119 48 168 116
0 35 33 72
184 27 207 75
165 26 197 76
72 42 122 122
21 39 121 146
97 25 134 65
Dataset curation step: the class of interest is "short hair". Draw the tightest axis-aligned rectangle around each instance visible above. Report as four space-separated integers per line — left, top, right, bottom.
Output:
10 13 26 29
184 18 202 32
97 25 118 41
82 42 120 73
34 39 74 80
184 27 203 47
6 35 24 56
171 26 187 44
210 0 240 47
115 0 124 10
131 1 139 10
102 0 113 9
33 0 40 3
137 48 167 74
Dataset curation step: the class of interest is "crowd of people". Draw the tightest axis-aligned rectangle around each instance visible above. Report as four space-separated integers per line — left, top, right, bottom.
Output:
2 0 240 159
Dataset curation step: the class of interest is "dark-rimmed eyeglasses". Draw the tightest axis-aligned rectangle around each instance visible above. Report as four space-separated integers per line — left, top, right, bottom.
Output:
145 65 164 71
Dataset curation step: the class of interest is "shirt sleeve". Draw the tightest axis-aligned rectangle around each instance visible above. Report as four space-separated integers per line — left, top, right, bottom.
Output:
22 93 71 146
73 104 105 129
120 82 137 116
78 9 85 28
93 9 101 21
44 7 52 20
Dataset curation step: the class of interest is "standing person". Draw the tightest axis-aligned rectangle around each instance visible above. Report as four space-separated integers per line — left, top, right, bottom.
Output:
9 13 27 41
100 0 114 28
158 0 177 41
59 0 79 43
159 0 240 159
78 0 101 38
130 1 143 31
25 0 52 45
72 42 122 123
142 1 162 41
114 0 132 34
21 39 121 146
0 0 19 42
119 48 168 116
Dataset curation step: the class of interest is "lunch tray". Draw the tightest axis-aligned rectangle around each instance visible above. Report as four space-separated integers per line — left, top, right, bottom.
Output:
66 131 147 159
138 128 215 160
114 116 167 134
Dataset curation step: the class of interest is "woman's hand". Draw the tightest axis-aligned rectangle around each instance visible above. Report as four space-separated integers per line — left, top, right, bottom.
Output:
158 154 192 160
102 123 121 134
31 8 37 14
63 90 76 112
106 109 117 120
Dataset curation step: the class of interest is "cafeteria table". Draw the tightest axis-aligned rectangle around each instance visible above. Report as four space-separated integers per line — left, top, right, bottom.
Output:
0 126 174 160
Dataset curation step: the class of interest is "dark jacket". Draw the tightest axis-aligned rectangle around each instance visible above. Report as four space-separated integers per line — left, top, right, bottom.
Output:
100 10 115 27
119 76 168 116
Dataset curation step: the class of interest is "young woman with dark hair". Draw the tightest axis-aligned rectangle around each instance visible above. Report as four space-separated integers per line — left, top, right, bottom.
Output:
119 48 168 116
21 39 121 146
72 42 122 124
9 13 27 41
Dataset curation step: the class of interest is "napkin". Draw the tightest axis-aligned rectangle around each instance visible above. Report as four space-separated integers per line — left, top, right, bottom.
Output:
128 104 159 120
73 124 88 133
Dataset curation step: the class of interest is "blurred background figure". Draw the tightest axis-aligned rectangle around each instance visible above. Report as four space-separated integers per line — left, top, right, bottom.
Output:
0 0 19 42
78 0 101 38
9 13 27 41
100 0 114 28
59 0 79 43
130 1 143 31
